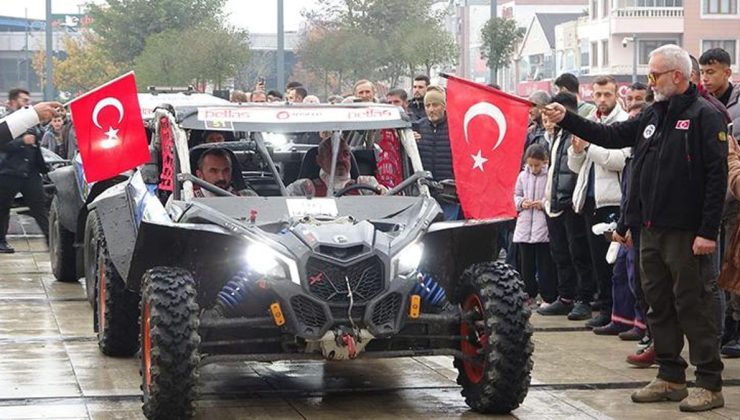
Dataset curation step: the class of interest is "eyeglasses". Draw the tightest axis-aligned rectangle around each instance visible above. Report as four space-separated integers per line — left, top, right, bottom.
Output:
647 69 676 84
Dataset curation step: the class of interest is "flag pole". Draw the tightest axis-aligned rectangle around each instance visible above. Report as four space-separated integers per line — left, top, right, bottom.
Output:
440 73 534 107
65 71 137 107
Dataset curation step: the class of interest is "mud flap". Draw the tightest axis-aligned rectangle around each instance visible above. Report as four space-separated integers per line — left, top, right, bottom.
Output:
48 166 83 233
89 183 138 282
422 219 507 295
127 221 248 305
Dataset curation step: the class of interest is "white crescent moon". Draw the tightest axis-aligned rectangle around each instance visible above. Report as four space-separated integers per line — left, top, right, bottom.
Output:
463 102 507 150
92 97 124 129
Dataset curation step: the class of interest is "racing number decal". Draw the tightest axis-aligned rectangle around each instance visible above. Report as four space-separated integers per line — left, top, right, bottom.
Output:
205 119 234 130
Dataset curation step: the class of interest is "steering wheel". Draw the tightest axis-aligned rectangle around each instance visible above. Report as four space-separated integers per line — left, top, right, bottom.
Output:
334 183 382 197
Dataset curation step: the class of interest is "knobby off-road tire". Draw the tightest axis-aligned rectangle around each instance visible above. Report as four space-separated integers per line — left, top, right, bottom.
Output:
453 261 534 414
49 196 76 282
140 267 200 420
88 210 140 356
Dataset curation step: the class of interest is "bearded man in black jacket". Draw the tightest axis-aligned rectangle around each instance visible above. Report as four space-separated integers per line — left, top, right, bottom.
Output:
543 44 727 413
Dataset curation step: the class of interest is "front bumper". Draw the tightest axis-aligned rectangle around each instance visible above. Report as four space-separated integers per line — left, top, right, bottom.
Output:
269 274 417 340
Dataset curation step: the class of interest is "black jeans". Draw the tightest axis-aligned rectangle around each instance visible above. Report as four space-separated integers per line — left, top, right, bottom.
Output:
546 208 594 302
0 174 49 241
640 227 723 390
519 242 556 302
583 199 619 309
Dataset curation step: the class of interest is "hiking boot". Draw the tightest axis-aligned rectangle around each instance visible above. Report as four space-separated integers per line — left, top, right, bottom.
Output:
0 240 14 254
585 310 610 329
627 345 656 368
593 322 631 336
720 339 740 358
631 378 688 403
537 298 573 316
619 327 646 341
679 388 724 412
567 302 592 321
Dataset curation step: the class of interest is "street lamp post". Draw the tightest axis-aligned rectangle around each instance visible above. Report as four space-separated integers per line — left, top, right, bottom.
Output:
490 0 497 84
277 0 285 92
632 34 637 84
623 35 638 83
44 0 54 100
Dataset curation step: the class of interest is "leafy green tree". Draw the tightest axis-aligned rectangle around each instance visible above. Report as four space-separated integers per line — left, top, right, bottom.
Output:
134 23 250 89
298 0 456 88
34 33 119 94
87 0 226 64
480 17 524 77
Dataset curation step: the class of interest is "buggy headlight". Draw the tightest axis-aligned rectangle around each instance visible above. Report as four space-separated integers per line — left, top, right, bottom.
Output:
394 242 424 276
245 243 293 280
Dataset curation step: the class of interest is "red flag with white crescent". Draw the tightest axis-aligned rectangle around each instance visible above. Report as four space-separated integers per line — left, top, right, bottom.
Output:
69 72 149 183
446 74 531 219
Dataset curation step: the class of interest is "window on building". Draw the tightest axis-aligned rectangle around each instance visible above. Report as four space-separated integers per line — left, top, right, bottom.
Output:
631 0 683 6
703 0 738 14
602 40 609 66
603 0 610 16
566 50 576 70
638 39 677 64
591 42 599 67
702 40 737 64
592 0 599 18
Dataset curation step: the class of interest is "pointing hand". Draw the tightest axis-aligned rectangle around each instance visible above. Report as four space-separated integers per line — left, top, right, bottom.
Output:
33 101 64 123
542 103 566 124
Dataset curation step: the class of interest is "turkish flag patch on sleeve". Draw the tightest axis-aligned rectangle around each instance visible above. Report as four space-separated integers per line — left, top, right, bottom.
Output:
445 75 531 219
675 120 691 130
69 72 150 183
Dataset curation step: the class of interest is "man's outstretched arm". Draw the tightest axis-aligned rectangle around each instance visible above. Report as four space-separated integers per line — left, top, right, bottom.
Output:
542 103 642 149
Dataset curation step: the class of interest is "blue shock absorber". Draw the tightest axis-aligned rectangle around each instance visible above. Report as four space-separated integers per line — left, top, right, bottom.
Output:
216 271 250 316
412 274 448 307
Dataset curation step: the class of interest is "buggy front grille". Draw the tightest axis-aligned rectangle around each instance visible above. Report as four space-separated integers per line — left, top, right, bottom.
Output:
306 256 384 303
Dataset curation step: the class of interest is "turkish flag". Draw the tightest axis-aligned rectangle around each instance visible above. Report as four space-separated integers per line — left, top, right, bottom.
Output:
446 75 531 219
69 72 149 183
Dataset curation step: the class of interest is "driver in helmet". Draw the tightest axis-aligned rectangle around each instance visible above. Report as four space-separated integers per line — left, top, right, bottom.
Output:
286 136 388 197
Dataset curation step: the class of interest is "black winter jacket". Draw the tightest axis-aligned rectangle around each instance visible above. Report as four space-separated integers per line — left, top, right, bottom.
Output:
416 116 454 181
0 125 46 178
408 99 426 122
548 129 578 213
559 83 728 240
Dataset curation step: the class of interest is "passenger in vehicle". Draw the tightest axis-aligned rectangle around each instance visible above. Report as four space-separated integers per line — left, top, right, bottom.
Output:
205 131 225 143
194 148 256 197
251 91 267 103
286 137 387 197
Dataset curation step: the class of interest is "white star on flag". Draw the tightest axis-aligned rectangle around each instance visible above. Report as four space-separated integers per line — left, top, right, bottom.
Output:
104 127 119 141
100 127 121 149
471 149 488 171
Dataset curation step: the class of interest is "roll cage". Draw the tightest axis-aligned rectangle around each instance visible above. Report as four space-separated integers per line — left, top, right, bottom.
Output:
148 103 430 200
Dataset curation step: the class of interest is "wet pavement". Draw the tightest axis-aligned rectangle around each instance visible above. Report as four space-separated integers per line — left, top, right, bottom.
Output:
2 211 740 419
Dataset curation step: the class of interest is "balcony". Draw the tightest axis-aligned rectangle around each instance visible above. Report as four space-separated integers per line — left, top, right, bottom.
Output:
610 7 684 34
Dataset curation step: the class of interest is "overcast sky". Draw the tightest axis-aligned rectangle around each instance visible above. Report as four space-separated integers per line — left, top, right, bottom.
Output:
0 0 319 33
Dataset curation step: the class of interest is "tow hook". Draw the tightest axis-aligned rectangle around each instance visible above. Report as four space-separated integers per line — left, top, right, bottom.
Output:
341 333 357 359
335 327 357 359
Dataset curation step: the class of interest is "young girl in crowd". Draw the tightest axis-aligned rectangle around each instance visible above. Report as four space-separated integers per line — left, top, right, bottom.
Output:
514 143 555 307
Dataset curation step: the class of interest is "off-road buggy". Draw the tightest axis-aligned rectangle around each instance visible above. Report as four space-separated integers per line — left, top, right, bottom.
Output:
83 102 533 419
47 89 230 294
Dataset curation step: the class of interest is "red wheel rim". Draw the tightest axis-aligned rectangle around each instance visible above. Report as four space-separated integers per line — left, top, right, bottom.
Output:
98 261 106 333
143 302 152 392
460 293 487 384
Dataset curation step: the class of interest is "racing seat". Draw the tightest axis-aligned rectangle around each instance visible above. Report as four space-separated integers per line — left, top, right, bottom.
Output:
189 144 248 193
296 146 360 180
